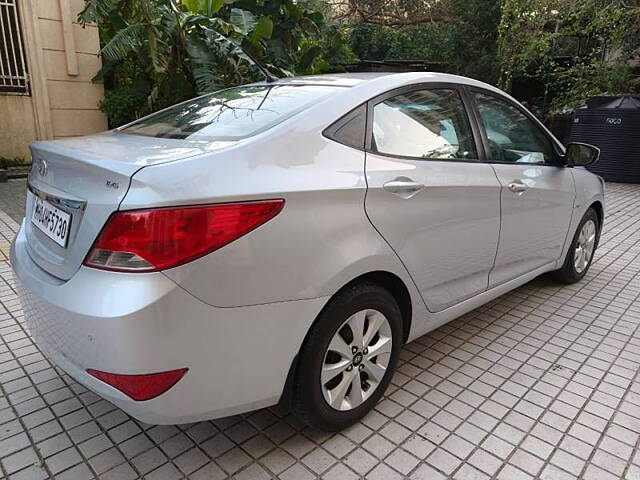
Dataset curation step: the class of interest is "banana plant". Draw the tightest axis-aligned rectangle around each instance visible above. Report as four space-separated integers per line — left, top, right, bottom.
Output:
78 0 332 126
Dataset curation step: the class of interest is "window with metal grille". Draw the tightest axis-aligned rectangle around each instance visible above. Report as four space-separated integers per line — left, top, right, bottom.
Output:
0 0 29 95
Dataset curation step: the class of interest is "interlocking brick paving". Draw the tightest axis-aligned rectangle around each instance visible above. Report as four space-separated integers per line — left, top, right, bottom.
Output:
0 182 638 479
0 179 26 225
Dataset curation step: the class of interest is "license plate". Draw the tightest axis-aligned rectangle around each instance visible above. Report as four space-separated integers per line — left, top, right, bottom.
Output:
31 197 72 248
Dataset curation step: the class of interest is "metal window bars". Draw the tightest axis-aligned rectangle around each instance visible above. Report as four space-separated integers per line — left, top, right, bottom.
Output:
0 0 29 95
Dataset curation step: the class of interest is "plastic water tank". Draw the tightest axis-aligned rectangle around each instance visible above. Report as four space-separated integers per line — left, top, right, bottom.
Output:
569 95 640 183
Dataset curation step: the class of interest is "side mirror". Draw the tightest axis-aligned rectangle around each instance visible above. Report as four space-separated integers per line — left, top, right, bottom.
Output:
564 142 600 167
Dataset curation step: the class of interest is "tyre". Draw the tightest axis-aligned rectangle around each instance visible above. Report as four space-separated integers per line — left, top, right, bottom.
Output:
553 208 600 284
293 282 403 431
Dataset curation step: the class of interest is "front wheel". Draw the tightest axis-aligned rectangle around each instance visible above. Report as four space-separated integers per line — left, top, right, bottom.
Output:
554 208 600 283
293 283 403 431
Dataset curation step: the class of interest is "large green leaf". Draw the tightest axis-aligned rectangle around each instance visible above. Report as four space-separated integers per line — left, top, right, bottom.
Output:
100 23 146 61
187 27 250 92
184 14 211 25
252 16 273 39
187 36 222 92
181 0 202 13
246 15 272 50
230 8 256 34
209 0 225 14
182 0 224 15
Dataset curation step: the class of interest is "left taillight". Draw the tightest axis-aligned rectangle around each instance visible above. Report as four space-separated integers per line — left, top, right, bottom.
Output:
83 199 284 272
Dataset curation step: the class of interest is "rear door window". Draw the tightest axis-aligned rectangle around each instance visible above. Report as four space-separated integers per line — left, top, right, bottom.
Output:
121 85 341 141
371 89 477 160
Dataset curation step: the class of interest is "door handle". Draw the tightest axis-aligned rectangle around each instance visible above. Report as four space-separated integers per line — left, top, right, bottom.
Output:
508 180 527 194
383 177 425 199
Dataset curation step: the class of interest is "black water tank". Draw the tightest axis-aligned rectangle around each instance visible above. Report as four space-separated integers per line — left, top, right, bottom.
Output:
569 95 640 183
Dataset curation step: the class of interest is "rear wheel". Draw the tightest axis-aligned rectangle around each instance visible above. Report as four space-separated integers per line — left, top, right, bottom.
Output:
554 208 599 283
293 283 402 431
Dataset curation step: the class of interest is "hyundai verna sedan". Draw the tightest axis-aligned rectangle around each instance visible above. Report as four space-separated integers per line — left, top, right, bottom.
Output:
11 72 604 430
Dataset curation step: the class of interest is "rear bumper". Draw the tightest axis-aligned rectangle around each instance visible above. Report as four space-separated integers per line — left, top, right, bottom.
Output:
11 222 328 424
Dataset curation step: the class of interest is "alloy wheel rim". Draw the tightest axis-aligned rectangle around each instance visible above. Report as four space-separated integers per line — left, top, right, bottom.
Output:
321 309 392 411
574 219 596 274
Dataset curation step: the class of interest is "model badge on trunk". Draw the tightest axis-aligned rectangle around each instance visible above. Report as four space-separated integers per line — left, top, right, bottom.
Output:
36 158 48 177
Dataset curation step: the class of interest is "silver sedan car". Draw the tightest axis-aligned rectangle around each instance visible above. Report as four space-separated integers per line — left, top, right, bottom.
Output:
11 72 604 431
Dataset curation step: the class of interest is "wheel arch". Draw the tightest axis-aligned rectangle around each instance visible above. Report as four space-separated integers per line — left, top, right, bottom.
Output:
278 270 413 410
589 200 604 231
340 271 413 344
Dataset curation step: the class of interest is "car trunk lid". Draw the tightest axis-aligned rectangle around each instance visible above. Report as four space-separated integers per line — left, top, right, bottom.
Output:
24 133 233 280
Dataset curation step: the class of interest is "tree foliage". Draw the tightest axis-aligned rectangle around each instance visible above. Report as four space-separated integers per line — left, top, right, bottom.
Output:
347 0 501 83
498 0 640 111
332 0 450 26
447 0 501 84
349 22 452 62
87 0 640 126
81 0 341 126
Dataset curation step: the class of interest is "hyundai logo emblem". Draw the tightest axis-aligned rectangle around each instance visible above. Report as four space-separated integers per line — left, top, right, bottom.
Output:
36 159 48 177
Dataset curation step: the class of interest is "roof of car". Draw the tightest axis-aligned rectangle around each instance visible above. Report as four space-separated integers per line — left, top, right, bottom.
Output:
267 71 491 88
267 72 392 87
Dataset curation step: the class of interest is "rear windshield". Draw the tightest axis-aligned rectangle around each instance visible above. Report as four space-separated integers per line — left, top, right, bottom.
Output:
120 84 341 140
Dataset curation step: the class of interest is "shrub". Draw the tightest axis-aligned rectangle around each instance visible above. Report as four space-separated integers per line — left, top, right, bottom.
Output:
99 80 150 128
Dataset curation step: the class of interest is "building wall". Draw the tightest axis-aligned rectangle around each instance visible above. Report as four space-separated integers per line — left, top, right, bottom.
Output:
0 0 107 160
36 0 107 139
0 95 38 160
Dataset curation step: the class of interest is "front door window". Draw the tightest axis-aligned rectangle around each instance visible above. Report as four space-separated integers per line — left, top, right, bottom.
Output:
473 93 554 164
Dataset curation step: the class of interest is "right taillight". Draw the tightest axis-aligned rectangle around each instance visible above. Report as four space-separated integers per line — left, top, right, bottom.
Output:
83 199 284 272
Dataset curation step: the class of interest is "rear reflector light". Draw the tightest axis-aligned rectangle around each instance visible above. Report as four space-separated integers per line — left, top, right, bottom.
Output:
87 368 188 401
84 199 284 272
